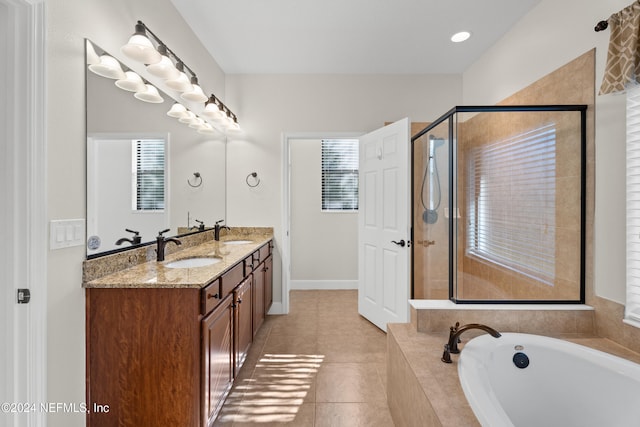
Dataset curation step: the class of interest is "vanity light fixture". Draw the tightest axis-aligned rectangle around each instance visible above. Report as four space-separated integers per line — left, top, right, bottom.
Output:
167 102 188 118
88 55 126 80
181 76 208 103
121 22 161 64
115 71 146 92
451 31 471 43
146 45 180 79
121 20 240 133
165 62 193 92
134 84 164 103
201 95 223 119
178 110 197 124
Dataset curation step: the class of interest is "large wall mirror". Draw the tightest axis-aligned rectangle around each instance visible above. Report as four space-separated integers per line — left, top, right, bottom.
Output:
85 40 226 258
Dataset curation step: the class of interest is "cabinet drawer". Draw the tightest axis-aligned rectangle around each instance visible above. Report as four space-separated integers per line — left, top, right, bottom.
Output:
258 243 270 262
243 253 258 276
202 278 221 315
221 262 244 296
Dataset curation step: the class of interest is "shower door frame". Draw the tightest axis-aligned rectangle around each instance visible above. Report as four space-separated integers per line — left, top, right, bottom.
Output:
411 104 588 304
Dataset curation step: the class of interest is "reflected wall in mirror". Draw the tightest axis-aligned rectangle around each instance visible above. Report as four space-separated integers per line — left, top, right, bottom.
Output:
86 40 226 258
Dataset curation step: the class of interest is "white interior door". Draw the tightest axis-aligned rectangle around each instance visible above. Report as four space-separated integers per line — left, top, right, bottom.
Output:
358 118 411 331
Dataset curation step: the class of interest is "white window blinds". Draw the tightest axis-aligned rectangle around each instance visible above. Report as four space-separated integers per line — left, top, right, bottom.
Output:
132 139 165 211
321 139 359 211
626 85 640 324
466 124 557 284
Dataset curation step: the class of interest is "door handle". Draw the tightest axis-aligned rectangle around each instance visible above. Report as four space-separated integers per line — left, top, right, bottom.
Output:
391 239 406 247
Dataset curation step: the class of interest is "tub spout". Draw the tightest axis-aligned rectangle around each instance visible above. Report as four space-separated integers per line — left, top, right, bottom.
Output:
442 322 501 363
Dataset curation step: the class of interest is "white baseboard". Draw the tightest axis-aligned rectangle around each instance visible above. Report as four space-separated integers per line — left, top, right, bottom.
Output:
267 302 284 315
290 280 358 290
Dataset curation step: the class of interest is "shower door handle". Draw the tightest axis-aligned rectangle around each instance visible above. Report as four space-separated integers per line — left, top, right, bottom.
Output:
391 239 406 247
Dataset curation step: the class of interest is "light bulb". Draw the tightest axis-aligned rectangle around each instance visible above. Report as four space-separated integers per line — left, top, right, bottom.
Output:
88 55 126 80
115 71 146 92
134 84 164 103
121 23 161 64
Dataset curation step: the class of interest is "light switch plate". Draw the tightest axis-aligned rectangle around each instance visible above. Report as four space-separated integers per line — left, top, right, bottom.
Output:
50 219 85 250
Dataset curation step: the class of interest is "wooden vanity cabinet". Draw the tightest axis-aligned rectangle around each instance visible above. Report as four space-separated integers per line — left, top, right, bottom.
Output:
202 293 234 427
86 239 274 427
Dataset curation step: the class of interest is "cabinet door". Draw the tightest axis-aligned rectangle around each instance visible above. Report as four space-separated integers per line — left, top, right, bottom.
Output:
202 294 234 427
253 267 265 336
234 276 253 374
264 255 273 314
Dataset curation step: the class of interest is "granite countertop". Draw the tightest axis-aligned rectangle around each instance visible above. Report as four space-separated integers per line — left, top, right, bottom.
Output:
83 233 272 289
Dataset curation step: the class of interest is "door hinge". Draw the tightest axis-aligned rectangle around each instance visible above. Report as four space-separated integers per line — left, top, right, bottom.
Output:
17 288 31 304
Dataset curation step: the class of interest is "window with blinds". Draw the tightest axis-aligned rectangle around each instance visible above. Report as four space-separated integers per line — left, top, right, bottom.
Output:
626 85 640 325
321 139 359 211
466 124 557 285
132 139 165 211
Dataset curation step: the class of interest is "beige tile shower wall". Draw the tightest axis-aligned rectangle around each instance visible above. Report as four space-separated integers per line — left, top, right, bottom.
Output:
455 50 595 301
413 123 450 300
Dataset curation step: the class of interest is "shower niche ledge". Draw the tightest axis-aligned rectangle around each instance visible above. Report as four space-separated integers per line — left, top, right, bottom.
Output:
409 300 595 337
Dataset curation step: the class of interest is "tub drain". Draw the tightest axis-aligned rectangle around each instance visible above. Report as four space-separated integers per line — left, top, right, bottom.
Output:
513 352 530 369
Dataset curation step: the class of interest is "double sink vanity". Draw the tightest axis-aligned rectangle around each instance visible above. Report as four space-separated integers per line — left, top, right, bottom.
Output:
83 227 274 426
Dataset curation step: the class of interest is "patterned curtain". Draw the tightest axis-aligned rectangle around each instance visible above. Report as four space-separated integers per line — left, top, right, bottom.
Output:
600 0 640 95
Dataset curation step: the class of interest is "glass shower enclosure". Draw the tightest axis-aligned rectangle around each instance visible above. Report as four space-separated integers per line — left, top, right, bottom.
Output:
412 105 587 303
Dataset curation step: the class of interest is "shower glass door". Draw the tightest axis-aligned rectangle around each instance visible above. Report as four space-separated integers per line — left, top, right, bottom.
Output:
411 105 587 304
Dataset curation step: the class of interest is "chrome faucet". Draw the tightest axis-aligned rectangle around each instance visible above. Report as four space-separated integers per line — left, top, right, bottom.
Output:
115 228 142 246
441 322 501 363
156 228 181 261
214 219 230 241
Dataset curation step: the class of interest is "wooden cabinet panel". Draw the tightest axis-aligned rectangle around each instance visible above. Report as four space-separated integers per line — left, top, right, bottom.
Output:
202 294 234 427
234 276 253 374
264 255 273 314
253 268 265 336
86 288 201 427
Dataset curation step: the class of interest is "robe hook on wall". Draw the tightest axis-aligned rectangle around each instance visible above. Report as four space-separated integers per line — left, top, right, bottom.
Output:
188 172 203 187
246 172 260 187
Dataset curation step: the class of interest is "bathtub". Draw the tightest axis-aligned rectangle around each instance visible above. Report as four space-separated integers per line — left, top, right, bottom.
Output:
457 333 640 427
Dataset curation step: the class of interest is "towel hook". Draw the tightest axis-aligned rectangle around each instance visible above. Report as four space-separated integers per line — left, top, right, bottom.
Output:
188 172 203 187
246 172 260 187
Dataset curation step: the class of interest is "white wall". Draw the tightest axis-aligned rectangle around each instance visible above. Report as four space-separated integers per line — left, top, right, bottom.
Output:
224 74 463 303
46 0 225 425
462 0 629 303
290 138 358 287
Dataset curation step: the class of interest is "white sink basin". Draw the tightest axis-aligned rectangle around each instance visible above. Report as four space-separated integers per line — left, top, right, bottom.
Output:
165 257 221 269
223 240 253 245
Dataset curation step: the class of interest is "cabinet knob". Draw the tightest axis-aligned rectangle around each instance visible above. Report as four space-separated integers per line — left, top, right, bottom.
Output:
237 298 243 304
208 293 219 300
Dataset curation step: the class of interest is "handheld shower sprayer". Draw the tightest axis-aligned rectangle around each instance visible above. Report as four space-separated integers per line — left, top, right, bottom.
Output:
421 135 445 224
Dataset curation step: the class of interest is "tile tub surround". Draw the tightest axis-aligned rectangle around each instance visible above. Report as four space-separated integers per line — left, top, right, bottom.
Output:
83 227 273 287
387 323 640 427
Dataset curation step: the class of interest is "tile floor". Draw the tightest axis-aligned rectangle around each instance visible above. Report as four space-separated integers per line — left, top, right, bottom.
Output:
214 290 395 426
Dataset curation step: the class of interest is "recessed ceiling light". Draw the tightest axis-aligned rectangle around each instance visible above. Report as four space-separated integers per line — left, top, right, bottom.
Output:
451 31 471 43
